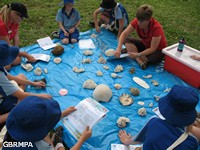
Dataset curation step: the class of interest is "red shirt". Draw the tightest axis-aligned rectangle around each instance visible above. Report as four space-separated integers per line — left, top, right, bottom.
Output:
0 18 19 40
131 18 167 50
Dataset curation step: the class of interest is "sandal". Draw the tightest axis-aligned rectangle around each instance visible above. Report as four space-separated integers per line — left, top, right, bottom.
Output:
139 61 148 70
53 126 63 146
51 31 60 38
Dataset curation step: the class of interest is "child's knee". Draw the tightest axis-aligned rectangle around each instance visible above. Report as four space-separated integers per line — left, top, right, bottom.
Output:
71 39 77 43
17 74 27 80
62 38 69 44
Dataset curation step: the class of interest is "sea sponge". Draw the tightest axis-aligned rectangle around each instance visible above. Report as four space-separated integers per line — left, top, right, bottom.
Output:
51 45 64 56
93 84 112 102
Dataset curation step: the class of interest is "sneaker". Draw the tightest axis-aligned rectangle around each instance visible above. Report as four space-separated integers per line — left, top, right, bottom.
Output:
53 126 63 146
51 31 60 38
89 21 95 27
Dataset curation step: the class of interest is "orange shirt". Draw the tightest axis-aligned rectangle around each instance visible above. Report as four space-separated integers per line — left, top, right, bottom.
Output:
0 18 19 40
131 18 167 50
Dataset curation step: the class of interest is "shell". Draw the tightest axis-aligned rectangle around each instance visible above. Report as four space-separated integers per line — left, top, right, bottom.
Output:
96 71 103 76
82 58 92 64
105 49 115 56
34 67 42 76
114 84 122 90
151 80 159 86
129 67 135 74
138 107 147 116
154 95 160 102
129 87 140 96
93 84 112 102
53 57 62 64
83 79 97 89
98 55 106 64
103 65 109 70
83 50 93 56
138 101 145 106
117 117 130 128
44 68 48 74
164 88 171 92
119 93 133 106
21 63 33 72
148 102 154 107
114 65 123 73
143 74 152 79
111 73 121 78
72 66 85 73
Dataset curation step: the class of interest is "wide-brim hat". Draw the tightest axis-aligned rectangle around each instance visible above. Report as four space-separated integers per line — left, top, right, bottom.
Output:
6 96 61 142
100 0 117 9
0 40 19 67
10 2 29 18
159 85 199 126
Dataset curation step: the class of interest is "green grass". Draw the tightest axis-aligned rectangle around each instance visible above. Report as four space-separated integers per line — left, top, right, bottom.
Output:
1 0 200 50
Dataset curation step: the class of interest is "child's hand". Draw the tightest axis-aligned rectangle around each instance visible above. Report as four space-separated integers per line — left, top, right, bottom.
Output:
62 106 76 118
80 126 92 141
69 27 75 34
64 31 69 36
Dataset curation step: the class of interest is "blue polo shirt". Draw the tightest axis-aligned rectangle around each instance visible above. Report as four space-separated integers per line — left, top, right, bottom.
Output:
134 116 198 150
56 7 81 31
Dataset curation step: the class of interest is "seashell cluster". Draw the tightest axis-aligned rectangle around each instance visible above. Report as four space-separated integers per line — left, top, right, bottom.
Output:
21 63 33 72
129 87 140 96
53 57 62 64
114 65 123 73
83 79 97 89
111 73 121 78
119 93 133 106
34 67 42 76
83 50 93 56
117 117 130 128
138 107 147 116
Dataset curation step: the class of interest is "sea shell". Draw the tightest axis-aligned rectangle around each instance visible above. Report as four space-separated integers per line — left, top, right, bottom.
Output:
148 102 153 107
105 49 115 56
83 50 93 56
111 73 121 78
114 84 122 90
151 80 159 86
83 79 97 89
72 66 85 73
138 107 147 116
44 68 48 74
53 57 62 64
96 71 103 76
154 95 160 102
129 87 140 96
138 101 145 106
93 84 112 102
119 93 133 106
103 65 109 70
114 65 123 73
82 58 92 64
143 74 152 79
129 67 135 74
34 67 42 76
164 88 171 92
21 63 33 72
117 117 130 128
98 55 106 64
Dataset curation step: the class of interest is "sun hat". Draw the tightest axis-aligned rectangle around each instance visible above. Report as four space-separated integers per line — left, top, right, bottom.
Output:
0 40 19 67
6 96 61 142
64 0 74 5
10 2 29 18
100 0 117 9
159 85 199 126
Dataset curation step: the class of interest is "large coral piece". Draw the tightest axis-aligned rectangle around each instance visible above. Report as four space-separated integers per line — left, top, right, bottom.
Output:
105 49 115 56
117 117 130 128
119 94 133 106
114 65 123 73
34 67 42 76
93 84 112 102
129 87 140 96
52 45 64 56
21 63 33 72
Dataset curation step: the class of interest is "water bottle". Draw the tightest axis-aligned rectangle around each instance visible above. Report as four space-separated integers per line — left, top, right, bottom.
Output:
177 37 185 52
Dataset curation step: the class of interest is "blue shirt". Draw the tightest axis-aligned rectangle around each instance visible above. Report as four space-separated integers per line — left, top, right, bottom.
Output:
56 7 81 31
134 116 198 150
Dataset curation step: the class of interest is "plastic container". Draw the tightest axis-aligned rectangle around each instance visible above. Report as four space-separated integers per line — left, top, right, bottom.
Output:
177 37 185 52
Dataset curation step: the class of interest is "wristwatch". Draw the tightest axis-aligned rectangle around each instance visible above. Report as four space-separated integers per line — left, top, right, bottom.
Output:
137 53 141 57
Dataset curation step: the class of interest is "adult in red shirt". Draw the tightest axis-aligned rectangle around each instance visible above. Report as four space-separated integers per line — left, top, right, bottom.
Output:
115 5 167 69
0 2 36 70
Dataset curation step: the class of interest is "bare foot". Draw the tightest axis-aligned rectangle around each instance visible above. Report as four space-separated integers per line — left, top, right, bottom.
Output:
118 130 133 145
190 55 200 61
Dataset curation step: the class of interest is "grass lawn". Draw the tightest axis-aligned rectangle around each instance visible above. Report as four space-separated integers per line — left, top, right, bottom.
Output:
1 0 200 50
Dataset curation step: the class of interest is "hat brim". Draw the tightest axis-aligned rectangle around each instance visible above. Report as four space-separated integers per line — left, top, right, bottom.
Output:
0 46 19 67
159 95 197 126
100 2 117 9
6 97 61 142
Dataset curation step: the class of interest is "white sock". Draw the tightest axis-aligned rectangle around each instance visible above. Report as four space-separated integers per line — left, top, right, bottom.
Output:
55 143 64 150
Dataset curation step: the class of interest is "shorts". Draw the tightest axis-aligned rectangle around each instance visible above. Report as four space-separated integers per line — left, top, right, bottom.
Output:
59 29 79 43
125 38 164 64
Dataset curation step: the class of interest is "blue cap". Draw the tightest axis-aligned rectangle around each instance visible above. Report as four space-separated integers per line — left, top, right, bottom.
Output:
64 0 74 5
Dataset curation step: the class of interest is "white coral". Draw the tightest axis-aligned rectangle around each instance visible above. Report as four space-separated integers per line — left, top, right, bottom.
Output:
83 50 93 56
114 84 121 90
117 117 130 128
83 79 97 89
138 107 147 116
34 67 42 76
119 94 133 106
114 65 123 73
73 66 85 73
103 65 109 70
53 57 62 64
82 58 92 64
96 71 103 76
105 49 115 56
98 55 106 64
21 63 33 72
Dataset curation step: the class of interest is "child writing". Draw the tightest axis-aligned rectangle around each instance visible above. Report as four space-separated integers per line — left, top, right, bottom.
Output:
55 0 81 45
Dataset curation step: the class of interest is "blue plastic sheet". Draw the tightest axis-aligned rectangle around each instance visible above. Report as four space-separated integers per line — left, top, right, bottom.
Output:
10 28 200 150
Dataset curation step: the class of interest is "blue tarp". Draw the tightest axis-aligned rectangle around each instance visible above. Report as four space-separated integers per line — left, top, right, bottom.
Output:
10 28 200 150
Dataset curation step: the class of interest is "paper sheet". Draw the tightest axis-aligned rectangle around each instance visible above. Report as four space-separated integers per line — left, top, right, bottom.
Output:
37 37 57 50
79 39 96 49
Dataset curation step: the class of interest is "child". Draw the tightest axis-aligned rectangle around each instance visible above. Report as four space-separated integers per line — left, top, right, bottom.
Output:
55 0 81 44
91 0 129 38
3 96 92 150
